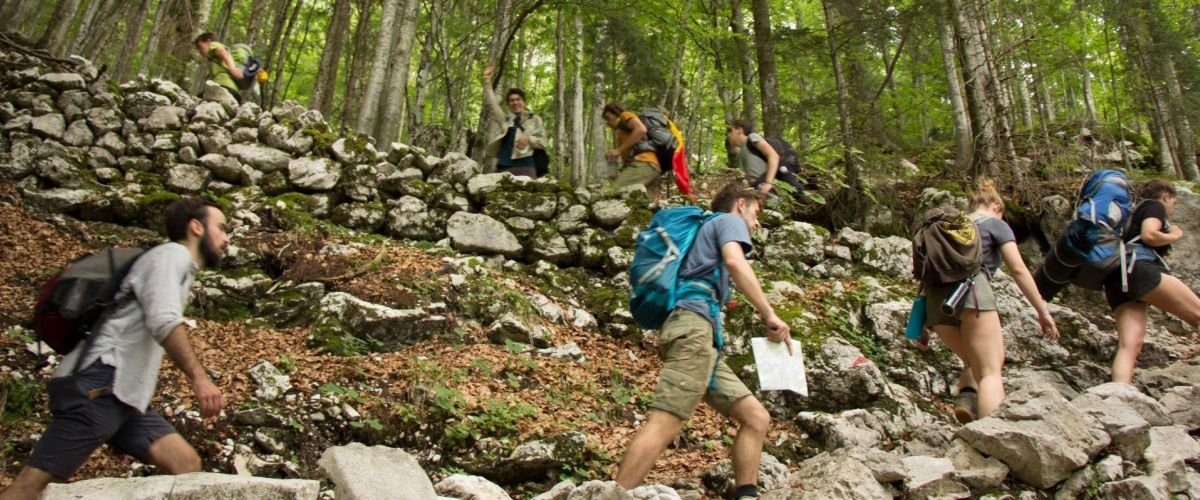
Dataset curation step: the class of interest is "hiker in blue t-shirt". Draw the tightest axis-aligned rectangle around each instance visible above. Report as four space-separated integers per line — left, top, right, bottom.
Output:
1103 180 1200 384
615 183 790 500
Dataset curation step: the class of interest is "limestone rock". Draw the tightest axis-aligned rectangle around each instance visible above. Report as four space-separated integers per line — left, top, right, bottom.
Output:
124 91 171 119
202 81 239 113
434 474 512 500
86 107 123 135
764 221 827 266
328 202 384 232
1055 455 1124 500
447 212 522 257
142 106 186 131
432 152 481 184
764 452 890 500
1142 425 1200 476
62 119 93 147
319 443 436 500
227 143 291 173
591 199 632 228
165 164 210 194
530 229 574 265
386 196 445 241
247 360 291 401
944 439 1008 490
957 387 1109 489
805 338 887 411
191 101 228 124
860 236 912 277
330 137 377 165
38 72 86 92
562 481 633 500
30 113 65 139
488 313 551 348
40 473 318 500
314 292 447 352
288 157 341 191
1158 385 1200 429
797 409 887 450
701 452 790 496
901 455 970 499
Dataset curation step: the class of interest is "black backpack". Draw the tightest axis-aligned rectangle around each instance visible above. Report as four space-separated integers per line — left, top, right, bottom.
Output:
748 136 800 170
33 248 144 355
625 108 680 173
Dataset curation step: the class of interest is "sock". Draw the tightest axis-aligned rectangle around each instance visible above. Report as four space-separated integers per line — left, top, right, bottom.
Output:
958 387 977 395
732 484 759 498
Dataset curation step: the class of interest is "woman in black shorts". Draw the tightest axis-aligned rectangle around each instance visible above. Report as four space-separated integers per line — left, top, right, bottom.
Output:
1106 180 1200 383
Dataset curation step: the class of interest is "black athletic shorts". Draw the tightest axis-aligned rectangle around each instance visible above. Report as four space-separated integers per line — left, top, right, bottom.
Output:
27 362 177 479
1104 260 1167 311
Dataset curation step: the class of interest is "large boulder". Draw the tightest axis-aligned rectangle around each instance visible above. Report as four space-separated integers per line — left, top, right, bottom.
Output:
859 235 911 277
900 455 970 499
957 386 1110 489
164 164 211 194
319 443 436 500
431 152 481 184
386 196 445 241
434 474 511 500
447 212 522 257
312 292 447 353
202 81 239 113
804 338 888 411
590 199 633 228
198 154 246 184
764 221 827 266
227 143 291 173
30 113 65 140
763 452 890 500
331 202 387 232
40 473 318 500
38 72 86 92
141 105 186 131
288 157 341 191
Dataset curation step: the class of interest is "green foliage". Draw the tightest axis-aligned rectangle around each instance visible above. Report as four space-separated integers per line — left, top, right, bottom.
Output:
1 376 40 425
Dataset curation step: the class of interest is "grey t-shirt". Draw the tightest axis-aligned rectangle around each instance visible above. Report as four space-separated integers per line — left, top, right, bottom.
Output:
969 213 1015 278
738 133 768 182
675 213 753 328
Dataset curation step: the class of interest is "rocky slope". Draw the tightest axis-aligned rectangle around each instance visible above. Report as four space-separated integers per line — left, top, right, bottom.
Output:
1 48 1200 499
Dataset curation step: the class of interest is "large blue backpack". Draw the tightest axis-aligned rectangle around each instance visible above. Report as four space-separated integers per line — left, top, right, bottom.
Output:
629 206 722 330
1035 169 1156 299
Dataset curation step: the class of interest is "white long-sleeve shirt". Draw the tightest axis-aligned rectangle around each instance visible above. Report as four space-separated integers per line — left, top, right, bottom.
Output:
55 242 197 413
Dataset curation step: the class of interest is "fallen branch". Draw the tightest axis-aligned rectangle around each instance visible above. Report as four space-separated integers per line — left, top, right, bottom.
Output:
0 32 78 68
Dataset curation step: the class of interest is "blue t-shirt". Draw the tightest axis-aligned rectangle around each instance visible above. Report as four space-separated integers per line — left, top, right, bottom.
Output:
968 213 1015 279
675 213 753 328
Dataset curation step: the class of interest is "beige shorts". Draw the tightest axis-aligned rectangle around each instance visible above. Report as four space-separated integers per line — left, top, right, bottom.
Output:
612 161 661 190
924 273 997 327
650 309 752 420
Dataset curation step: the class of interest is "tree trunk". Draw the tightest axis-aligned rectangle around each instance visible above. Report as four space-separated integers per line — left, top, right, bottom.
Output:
730 0 756 123
554 7 566 176
138 0 176 78
266 0 303 108
570 10 586 186
1081 69 1097 125
411 4 434 127
112 0 152 82
340 0 374 129
355 0 400 135
246 0 269 48
7 0 42 37
185 0 217 94
951 0 998 177
36 0 83 54
823 0 863 226
68 0 106 56
473 0 514 163
1162 56 1199 180
376 0 420 142
590 17 609 180
749 0 781 137
938 3 972 172
310 0 351 116
1017 67 1035 130
280 1 316 104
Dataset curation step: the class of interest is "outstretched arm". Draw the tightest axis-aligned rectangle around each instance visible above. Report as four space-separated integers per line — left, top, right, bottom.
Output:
1000 241 1059 340
605 116 647 161
161 325 224 418
215 46 244 81
753 140 781 193
723 241 792 354
481 63 508 128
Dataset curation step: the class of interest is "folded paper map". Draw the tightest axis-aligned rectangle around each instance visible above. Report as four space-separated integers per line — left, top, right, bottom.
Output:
750 338 807 396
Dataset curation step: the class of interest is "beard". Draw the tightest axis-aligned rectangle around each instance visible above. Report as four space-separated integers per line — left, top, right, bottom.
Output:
199 231 225 268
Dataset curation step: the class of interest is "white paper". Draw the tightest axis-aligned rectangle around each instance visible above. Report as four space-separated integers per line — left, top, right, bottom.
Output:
750 338 807 396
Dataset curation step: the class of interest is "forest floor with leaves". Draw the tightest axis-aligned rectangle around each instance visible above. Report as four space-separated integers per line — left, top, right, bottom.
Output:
0 181 801 496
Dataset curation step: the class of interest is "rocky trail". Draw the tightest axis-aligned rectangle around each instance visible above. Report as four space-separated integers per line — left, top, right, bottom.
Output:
2 48 1200 499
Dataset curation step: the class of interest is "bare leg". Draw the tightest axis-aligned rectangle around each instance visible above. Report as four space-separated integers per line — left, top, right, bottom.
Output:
1140 274 1200 328
959 310 1006 417
0 467 57 500
727 396 771 488
615 410 683 489
1111 302 1147 384
145 433 201 474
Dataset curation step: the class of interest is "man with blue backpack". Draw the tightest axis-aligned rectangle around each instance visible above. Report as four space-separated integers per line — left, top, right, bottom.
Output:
194 32 262 104
1 198 229 500
618 183 790 499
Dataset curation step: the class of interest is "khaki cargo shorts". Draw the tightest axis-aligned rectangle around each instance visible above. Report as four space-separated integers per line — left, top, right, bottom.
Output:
924 273 998 327
650 309 752 420
613 161 661 190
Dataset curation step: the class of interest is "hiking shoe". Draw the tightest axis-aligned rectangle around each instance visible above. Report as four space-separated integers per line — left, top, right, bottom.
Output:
954 390 978 424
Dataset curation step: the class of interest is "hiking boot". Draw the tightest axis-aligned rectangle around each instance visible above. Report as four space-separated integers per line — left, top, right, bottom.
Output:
954 389 978 424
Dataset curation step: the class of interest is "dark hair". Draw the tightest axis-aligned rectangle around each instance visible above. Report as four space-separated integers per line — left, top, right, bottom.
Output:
194 32 216 45
1139 179 1176 201
729 119 755 134
602 103 626 118
505 88 526 102
711 182 766 213
166 197 219 242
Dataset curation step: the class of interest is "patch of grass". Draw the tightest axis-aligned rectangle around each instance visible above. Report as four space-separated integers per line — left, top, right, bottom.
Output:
1 375 41 424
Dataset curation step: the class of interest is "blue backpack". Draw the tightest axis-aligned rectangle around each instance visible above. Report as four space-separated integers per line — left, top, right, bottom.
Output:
629 207 723 331
1036 169 1156 297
